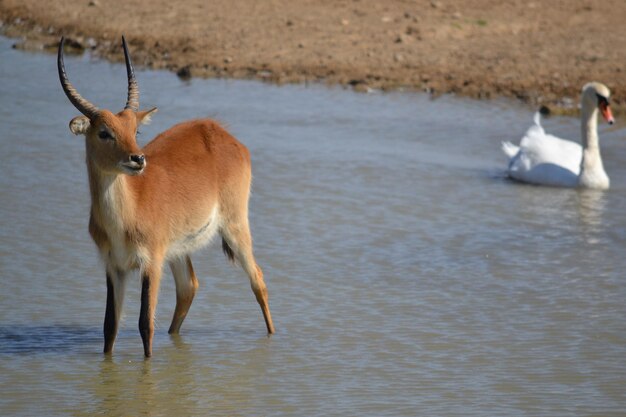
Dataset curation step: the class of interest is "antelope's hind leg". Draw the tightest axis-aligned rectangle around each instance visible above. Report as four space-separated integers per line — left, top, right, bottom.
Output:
168 256 199 334
221 225 275 335
103 268 127 354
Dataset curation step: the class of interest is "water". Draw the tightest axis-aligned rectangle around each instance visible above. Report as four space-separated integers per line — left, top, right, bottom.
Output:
1 36 625 416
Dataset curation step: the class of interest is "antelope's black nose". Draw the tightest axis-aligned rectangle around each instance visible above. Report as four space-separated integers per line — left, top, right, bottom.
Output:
130 154 145 166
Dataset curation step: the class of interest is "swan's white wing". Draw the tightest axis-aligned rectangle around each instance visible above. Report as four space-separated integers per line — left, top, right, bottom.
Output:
506 114 582 187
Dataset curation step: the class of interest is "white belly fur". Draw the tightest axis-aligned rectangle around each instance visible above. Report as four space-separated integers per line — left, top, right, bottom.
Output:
166 206 221 261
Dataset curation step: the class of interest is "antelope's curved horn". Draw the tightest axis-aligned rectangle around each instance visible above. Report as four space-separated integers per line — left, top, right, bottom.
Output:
57 37 100 119
122 36 140 112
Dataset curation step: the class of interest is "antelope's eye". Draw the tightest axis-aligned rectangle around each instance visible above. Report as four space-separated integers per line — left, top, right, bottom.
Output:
98 130 113 140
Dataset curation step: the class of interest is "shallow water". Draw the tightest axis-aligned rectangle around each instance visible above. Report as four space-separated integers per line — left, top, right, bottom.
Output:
1 36 626 416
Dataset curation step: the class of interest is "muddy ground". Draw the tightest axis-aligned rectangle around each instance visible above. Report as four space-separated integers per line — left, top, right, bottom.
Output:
1 0 625 113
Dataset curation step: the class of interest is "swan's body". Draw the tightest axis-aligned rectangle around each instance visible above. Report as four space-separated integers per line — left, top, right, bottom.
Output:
503 113 588 187
502 82 614 190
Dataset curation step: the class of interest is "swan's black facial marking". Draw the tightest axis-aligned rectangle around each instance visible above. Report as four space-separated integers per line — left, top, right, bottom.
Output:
596 92 614 125
596 93 610 106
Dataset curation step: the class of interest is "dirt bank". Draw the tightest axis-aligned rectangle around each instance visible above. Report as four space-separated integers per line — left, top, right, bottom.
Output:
1 0 625 113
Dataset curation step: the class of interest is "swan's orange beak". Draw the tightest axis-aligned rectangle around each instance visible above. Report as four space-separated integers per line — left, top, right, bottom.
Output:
600 101 614 125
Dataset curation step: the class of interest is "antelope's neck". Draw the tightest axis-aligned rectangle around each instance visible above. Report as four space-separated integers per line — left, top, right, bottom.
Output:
87 160 137 233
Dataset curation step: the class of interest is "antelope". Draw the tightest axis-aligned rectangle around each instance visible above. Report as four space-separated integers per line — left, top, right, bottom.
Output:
57 36 275 357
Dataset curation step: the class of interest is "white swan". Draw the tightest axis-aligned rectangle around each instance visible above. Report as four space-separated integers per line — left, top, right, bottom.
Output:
502 82 615 190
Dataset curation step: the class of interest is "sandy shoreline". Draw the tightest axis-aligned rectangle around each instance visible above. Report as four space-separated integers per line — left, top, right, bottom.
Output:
1 0 625 114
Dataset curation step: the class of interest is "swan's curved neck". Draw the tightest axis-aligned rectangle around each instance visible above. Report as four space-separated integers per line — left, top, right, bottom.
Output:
581 102 599 151
579 99 608 189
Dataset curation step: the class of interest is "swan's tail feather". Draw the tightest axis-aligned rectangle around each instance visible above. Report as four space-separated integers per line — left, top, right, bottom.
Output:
501 141 519 158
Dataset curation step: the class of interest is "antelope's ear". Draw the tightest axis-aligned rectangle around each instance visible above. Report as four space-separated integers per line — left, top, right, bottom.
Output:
137 107 158 125
69 116 91 135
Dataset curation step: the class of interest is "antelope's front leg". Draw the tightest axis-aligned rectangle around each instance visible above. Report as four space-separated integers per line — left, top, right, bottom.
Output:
104 268 127 354
139 261 163 357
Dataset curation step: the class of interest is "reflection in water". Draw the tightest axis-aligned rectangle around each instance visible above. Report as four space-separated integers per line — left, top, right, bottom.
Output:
82 334 275 416
91 339 197 417
505 183 609 243
576 190 607 242
1 36 626 416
